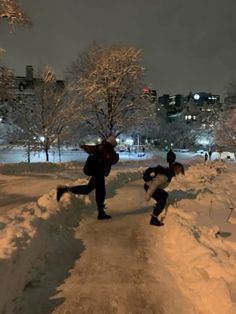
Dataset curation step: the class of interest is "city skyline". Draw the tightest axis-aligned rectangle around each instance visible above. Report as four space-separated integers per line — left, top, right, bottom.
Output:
1 0 236 98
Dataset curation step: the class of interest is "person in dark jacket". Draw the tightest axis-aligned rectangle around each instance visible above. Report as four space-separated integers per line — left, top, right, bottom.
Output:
166 148 176 168
56 138 119 220
143 162 184 227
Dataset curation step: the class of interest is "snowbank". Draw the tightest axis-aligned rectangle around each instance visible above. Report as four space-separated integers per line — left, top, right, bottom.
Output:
0 168 143 313
1 160 236 313
160 160 236 313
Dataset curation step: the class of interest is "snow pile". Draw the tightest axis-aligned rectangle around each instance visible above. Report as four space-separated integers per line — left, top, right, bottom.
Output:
0 168 143 313
1 160 236 313
159 160 236 314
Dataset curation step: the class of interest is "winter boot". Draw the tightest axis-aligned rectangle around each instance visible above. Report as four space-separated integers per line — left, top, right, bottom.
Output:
97 209 111 220
150 215 164 227
56 186 69 202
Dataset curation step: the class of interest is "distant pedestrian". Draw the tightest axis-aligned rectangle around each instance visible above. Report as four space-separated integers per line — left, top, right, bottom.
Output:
143 162 185 227
208 150 212 161
204 152 208 162
56 137 119 220
166 148 176 168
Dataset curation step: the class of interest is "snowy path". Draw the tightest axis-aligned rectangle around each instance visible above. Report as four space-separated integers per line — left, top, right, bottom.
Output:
0 173 73 215
15 179 194 314
2 161 236 313
52 180 194 314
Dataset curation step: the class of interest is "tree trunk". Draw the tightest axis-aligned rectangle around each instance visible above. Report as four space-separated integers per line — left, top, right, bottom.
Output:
45 148 49 162
44 142 49 162
27 144 31 163
44 138 50 162
57 133 61 163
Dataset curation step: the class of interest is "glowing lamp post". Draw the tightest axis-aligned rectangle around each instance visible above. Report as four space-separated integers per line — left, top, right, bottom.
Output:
193 93 200 100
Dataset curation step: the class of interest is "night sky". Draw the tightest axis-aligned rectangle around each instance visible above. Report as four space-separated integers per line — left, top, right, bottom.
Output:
1 0 236 98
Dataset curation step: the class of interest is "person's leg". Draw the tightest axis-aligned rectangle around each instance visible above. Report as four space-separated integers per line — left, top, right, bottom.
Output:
94 175 105 209
144 184 167 209
152 188 168 215
150 188 168 226
57 175 110 219
56 177 95 201
69 176 95 195
95 175 111 219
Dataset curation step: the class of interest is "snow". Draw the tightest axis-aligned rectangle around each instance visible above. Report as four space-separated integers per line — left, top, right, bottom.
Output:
0 147 153 163
1 155 236 313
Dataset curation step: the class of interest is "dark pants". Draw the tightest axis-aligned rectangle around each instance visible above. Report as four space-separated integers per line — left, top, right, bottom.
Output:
144 184 168 216
69 175 105 211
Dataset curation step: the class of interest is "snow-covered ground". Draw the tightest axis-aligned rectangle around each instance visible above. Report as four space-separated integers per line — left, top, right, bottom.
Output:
1 155 236 313
0 147 154 163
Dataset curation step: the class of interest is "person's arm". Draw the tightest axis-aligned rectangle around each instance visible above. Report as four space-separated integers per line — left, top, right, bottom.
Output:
80 144 100 154
111 152 119 165
104 162 112 177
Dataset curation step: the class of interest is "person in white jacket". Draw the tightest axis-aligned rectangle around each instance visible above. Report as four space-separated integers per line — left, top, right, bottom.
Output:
143 162 184 226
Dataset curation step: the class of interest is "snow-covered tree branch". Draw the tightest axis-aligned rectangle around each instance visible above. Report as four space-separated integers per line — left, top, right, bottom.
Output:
0 62 15 101
67 41 156 140
214 108 236 150
226 79 236 98
9 66 75 161
0 0 32 104
0 0 32 28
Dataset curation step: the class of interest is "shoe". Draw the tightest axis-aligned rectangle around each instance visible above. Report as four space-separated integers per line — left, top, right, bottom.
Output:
150 215 164 227
56 186 67 202
97 210 111 220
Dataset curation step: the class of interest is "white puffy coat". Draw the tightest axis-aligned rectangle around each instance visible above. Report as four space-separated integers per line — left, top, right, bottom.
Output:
145 174 170 201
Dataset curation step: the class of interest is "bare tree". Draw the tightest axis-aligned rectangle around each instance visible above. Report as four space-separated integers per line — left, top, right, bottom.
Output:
195 127 214 148
224 79 236 106
0 62 14 101
0 0 32 28
9 66 75 162
214 108 236 150
226 79 236 97
67 41 155 140
158 119 197 149
0 0 32 106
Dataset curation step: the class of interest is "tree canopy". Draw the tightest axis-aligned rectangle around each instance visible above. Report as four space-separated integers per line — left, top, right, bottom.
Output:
0 0 32 28
67 42 155 139
214 108 236 150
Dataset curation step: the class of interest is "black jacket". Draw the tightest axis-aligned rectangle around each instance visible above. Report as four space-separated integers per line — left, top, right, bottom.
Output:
83 151 119 177
166 149 176 165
